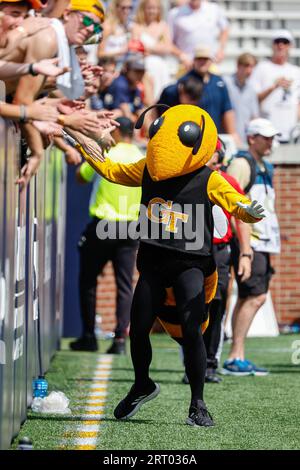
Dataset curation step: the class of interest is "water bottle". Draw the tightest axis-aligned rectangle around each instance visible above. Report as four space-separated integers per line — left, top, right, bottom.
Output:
32 375 48 398
18 437 33 450
280 324 300 334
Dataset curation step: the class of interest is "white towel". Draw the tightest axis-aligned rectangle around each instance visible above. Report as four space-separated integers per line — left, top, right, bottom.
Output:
51 18 85 100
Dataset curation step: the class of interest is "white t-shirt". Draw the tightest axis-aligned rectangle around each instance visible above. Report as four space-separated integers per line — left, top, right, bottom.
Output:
249 60 300 141
167 1 228 59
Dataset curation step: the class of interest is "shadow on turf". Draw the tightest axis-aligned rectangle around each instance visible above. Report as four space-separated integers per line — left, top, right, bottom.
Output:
28 415 186 426
67 377 186 385
111 367 184 374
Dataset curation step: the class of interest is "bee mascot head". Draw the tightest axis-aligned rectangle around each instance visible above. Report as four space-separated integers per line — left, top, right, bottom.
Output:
135 104 218 181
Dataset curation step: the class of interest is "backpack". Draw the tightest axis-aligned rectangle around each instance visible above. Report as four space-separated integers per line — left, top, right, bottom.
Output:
234 150 257 193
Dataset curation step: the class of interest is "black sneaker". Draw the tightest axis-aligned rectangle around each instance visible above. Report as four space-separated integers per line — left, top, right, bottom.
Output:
69 336 98 352
114 381 160 420
106 339 126 355
186 400 214 427
205 368 222 384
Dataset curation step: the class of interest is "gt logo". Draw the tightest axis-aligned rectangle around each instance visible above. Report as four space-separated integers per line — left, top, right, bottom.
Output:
147 198 189 233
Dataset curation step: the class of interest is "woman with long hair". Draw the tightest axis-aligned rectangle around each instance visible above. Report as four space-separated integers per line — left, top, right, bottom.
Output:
98 0 133 67
131 0 174 100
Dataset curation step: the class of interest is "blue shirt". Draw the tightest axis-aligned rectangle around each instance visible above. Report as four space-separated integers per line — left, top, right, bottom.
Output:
101 74 143 113
157 72 233 132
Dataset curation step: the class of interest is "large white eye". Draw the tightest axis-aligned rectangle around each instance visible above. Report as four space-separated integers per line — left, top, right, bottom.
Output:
149 116 164 139
177 121 201 147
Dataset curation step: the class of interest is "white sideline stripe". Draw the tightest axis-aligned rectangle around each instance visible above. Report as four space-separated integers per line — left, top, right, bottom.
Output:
79 414 106 420
87 391 108 397
69 424 100 432
74 406 105 411
73 438 98 446
62 355 112 449
90 382 110 388
85 399 106 404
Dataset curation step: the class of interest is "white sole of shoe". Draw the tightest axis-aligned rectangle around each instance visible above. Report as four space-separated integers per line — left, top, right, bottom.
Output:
119 383 160 420
251 371 269 376
220 368 252 376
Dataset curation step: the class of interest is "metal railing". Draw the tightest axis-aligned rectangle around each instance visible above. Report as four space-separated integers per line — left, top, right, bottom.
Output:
0 82 67 450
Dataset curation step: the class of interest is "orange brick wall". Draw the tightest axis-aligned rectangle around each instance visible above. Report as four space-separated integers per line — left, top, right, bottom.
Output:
270 165 300 326
97 164 300 331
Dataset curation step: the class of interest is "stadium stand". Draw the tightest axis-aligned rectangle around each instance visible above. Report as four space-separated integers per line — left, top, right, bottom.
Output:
217 0 300 73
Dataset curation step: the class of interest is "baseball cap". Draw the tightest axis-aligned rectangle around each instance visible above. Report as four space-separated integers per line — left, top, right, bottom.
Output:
194 45 214 60
272 29 294 44
69 0 105 22
125 54 145 71
246 118 280 138
0 0 45 9
115 116 134 135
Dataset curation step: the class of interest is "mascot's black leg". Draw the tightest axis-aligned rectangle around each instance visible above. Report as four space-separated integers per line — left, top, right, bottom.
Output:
129 272 165 388
114 272 164 420
173 268 214 427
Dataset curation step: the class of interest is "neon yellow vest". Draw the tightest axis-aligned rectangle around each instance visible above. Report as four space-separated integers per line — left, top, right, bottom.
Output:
79 142 143 221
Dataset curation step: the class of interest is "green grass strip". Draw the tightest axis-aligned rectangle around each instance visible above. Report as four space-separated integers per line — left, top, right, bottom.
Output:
11 334 300 450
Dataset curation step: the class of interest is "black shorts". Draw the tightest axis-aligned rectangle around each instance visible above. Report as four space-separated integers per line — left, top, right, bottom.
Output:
231 238 274 298
137 242 216 287
213 244 231 301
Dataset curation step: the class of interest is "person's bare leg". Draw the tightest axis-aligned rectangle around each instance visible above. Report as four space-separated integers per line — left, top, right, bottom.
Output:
229 293 267 360
231 297 245 334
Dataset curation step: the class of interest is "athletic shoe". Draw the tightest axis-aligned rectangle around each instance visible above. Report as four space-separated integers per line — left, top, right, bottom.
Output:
69 335 98 352
106 339 126 355
205 368 222 384
221 358 253 376
186 400 214 427
244 359 269 376
114 380 160 420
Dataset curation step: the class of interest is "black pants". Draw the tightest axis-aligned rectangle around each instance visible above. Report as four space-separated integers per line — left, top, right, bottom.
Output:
130 249 208 403
79 218 138 339
204 244 231 369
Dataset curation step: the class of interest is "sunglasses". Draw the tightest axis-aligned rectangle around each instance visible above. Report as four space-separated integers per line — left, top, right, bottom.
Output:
78 13 103 34
274 38 290 45
118 5 133 11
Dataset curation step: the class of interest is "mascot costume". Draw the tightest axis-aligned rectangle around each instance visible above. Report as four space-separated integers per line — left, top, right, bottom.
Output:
75 104 265 427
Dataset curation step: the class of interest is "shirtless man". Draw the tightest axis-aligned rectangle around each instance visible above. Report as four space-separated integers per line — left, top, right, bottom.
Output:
1 0 105 186
0 0 50 56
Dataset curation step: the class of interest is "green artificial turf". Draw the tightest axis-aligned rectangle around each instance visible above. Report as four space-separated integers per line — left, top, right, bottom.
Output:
11 334 300 450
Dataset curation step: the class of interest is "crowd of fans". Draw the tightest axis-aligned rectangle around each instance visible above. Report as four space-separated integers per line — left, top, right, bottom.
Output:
1 0 299 179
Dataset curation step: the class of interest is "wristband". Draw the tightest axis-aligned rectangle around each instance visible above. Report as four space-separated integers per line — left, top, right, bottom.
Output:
240 253 252 259
28 63 38 76
19 105 28 123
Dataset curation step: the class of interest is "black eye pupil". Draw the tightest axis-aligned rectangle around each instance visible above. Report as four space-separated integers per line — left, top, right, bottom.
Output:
178 121 201 147
149 116 164 139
